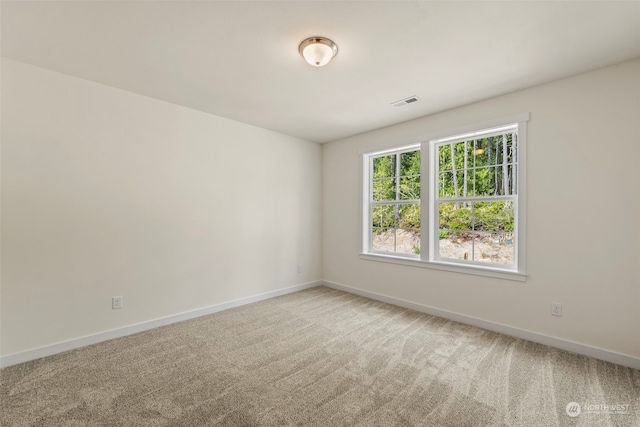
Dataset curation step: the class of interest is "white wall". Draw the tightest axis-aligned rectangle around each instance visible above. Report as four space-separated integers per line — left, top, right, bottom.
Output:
2 57 639 366
1 58 322 357
323 59 640 359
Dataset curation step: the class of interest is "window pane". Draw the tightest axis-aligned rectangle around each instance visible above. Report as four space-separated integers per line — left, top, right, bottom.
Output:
373 155 395 178
465 140 475 165
399 176 420 200
507 164 517 195
373 178 396 201
438 170 468 199
497 165 508 197
473 201 514 233
439 172 454 198
372 228 394 252
467 169 478 197
457 170 465 197
370 203 420 256
438 144 452 171
473 232 515 265
473 139 489 166
471 167 517 197
508 133 518 164
372 228 420 255
372 204 396 228
453 142 465 170
487 136 500 166
398 203 420 229
395 229 421 255
400 150 420 177
439 231 473 260
439 202 472 232
473 167 496 197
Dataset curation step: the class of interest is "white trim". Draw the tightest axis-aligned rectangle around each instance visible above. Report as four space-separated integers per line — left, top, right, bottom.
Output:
363 114 529 277
371 199 419 206
432 124 518 145
361 153 370 253
516 121 528 272
420 112 530 143
323 280 640 370
357 114 529 166
424 117 526 275
360 253 527 281
363 146 421 256
423 139 434 262
4 279 638 372
359 142 420 156
0 281 323 368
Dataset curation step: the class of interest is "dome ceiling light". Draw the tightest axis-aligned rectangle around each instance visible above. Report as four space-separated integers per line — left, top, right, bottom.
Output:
299 37 338 67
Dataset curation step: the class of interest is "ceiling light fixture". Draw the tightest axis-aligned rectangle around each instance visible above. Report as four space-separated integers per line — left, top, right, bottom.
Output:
299 37 338 67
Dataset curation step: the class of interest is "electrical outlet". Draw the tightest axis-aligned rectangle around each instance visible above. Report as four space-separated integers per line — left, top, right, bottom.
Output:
297 265 302 274
112 296 123 310
551 302 562 317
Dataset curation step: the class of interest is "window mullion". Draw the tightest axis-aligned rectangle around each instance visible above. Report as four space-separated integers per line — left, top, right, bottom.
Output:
395 153 400 249
395 153 400 202
435 195 516 204
371 200 419 206
463 140 468 199
421 140 431 262
502 133 508 195
367 156 374 253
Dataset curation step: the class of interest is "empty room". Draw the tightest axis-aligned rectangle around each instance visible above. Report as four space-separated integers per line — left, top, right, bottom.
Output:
1 1 639 426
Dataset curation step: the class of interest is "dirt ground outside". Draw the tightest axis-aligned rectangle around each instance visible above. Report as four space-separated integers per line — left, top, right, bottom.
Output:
372 229 514 265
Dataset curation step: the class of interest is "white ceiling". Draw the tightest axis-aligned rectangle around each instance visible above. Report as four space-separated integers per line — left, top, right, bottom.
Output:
2 1 639 143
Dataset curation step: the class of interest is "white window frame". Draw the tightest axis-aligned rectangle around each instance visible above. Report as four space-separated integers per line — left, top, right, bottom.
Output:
363 144 421 258
361 113 528 282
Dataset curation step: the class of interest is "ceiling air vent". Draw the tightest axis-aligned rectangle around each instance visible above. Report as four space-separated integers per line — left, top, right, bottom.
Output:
391 96 420 107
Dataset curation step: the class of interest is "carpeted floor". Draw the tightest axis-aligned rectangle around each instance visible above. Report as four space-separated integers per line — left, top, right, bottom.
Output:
1 286 639 426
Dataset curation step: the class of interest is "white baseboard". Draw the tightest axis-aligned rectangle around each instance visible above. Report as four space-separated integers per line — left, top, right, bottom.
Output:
0 281 323 368
323 280 640 371
5 280 638 371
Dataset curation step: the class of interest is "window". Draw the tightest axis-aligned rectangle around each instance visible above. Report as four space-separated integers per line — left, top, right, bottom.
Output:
362 114 528 280
433 124 518 267
368 146 421 256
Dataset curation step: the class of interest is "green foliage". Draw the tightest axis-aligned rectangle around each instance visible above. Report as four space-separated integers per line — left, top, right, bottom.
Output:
372 205 395 229
373 151 421 201
372 150 421 231
441 203 472 231
435 131 517 239
372 204 420 230
438 201 514 233
475 201 514 232
399 204 420 229
371 134 517 240
437 133 517 198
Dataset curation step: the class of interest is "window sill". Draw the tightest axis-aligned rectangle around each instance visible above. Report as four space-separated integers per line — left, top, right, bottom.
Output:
359 253 527 282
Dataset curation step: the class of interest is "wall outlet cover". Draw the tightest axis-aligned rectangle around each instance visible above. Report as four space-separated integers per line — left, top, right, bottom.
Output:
112 296 123 310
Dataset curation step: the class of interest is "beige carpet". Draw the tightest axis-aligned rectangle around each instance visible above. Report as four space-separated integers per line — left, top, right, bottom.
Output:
1 286 639 426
